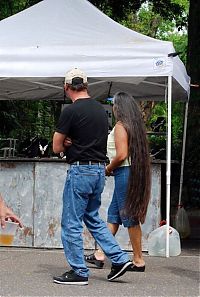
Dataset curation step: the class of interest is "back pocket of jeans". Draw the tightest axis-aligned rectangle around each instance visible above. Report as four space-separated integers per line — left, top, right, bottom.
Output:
74 173 95 196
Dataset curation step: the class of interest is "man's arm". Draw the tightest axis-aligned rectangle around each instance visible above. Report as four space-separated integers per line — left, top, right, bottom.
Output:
52 132 67 154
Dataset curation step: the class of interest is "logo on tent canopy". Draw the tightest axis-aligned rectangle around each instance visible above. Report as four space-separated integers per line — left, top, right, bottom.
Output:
153 58 166 70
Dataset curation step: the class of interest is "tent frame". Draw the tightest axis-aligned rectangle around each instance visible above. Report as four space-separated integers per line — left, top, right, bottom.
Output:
166 76 172 257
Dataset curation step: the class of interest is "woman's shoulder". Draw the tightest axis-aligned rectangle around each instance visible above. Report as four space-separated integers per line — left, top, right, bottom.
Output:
116 121 122 126
110 122 126 134
115 121 126 131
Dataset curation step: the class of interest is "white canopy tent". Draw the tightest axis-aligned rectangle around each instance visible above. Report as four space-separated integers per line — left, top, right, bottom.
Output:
0 0 190 256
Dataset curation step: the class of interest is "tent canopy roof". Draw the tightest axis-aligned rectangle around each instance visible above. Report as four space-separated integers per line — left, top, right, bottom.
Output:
0 0 190 101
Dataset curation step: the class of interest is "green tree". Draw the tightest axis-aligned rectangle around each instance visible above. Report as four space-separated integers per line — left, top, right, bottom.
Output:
0 0 188 28
184 0 200 208
89 0 187 28
0 0 41 20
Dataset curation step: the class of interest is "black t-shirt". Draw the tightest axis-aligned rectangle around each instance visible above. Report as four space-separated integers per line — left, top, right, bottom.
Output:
55 98 108 163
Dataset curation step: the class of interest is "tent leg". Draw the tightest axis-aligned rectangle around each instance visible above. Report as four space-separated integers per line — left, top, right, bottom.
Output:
178 101 189 205
166 76 172 257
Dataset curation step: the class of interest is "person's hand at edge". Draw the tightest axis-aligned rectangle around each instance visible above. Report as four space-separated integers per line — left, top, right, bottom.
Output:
4 206 23 228
0 198 23 229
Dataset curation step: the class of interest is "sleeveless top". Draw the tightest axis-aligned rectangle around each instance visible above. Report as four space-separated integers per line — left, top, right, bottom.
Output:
107 126 130 167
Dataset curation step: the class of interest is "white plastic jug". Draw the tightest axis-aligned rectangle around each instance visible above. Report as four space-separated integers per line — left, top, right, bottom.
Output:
148 225 181 256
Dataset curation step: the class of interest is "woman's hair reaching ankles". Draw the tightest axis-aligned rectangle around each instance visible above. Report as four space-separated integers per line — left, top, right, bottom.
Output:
113 91 151 224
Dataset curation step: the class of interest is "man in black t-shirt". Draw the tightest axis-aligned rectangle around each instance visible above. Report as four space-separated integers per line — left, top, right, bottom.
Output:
52 68 131 285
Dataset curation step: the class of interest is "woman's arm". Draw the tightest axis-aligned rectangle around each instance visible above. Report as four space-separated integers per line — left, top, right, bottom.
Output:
106 122 129 175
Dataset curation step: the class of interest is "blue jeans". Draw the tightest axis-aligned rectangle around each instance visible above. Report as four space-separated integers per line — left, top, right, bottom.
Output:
107 166 139 227
61 164 130 277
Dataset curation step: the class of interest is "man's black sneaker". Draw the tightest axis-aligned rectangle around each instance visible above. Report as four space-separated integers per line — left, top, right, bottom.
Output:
107 261 132 281
53 270 88 285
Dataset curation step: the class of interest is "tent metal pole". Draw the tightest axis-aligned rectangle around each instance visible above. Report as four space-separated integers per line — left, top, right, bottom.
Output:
178 101 189 205
166 76 172 257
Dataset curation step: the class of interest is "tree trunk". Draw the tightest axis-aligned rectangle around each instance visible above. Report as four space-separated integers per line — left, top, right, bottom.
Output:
184 0 200 208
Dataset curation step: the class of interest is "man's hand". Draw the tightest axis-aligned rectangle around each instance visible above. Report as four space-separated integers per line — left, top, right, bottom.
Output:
63 137 72 148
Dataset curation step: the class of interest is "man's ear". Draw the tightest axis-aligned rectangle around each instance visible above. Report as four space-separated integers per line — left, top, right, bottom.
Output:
64 84 69 91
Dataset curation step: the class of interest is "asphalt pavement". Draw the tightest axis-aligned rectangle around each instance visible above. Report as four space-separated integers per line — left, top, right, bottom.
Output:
0 240 199 297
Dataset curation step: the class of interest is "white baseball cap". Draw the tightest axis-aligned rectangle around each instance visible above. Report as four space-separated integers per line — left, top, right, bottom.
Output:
64 68 87 85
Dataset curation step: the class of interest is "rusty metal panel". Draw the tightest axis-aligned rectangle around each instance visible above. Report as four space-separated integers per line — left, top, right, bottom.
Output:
0 162 34 246
33 162 95 249
141 164 161 250
33 162 66 248
0 161 161 251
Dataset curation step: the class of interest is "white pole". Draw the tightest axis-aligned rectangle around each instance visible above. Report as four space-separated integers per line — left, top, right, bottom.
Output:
178 101 189 205
166 76 172 257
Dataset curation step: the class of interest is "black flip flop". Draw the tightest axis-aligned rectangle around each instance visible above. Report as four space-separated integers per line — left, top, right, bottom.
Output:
127 264 145 272
84 253 104 268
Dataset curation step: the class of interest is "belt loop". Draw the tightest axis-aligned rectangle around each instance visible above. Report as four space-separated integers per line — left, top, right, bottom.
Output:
77 161 79 166
89 161 91 166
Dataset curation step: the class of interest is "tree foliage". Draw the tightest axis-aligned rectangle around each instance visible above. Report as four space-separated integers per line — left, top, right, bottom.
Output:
0 100 60 142
0 0 41 20
0 0 188 29
89 0 188 29
184 0 200 208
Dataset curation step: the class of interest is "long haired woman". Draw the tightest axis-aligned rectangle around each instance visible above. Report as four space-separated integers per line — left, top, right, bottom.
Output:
85 91 151 271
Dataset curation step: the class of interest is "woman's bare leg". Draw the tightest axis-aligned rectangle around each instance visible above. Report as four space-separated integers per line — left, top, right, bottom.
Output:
94 223 145 266
128 224 145 266
107 222 119 236
94 223 119 261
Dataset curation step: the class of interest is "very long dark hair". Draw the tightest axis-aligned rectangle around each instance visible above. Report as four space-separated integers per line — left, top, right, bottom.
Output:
113 92 151 224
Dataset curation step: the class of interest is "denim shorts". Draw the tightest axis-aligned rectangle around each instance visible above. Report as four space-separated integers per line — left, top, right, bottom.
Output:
107 166 139 227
